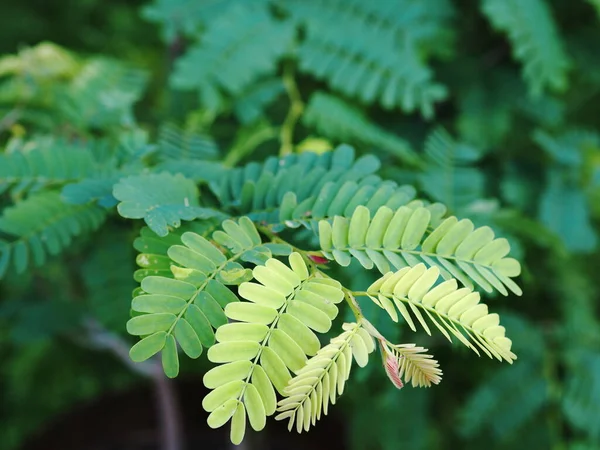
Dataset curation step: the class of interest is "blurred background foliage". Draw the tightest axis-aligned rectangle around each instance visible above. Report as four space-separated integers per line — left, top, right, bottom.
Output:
1 0 600 449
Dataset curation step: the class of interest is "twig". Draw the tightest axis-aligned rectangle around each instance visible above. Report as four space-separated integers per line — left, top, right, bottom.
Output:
279 61 304 156
0 107 22 133
82 319 184 450
223 124 278 167
154 368 185 450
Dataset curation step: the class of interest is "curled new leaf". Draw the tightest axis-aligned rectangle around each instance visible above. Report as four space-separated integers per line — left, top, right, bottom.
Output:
379 340 442 388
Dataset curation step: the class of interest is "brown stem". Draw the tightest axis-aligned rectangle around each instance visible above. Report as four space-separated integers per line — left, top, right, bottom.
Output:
0 107 22 133
153 368 184 450
82 319 184 450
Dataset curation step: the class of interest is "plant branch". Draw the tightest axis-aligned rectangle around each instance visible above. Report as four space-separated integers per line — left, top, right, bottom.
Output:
82 319 184 450
154 369 185 450
0 107 22 133
279 61 304 156
223 122 278 167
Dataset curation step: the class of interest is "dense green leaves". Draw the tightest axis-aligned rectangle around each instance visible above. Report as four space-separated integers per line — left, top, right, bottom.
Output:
481 0 570 95
216 144 391 226
0 192 106 279
171 2 294 114
283 0 451 117
13 0 600 446
418 128 485 212
303 92 420 166
0 141 101 196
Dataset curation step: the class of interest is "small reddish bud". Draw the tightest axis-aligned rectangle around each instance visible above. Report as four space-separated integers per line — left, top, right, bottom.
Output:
308 254 329 265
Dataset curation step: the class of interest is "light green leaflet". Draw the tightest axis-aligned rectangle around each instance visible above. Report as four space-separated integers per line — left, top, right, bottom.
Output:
366 263 516 363
128 217 270 377
275 322 375 433
202 252 345 444
319 205 522 296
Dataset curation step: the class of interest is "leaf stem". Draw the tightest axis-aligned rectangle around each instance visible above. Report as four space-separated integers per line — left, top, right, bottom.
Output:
351 291 370 297
82 319 183 450
279 61 304 156
223 122 278 167
166 242 266 336
256 224 363 321
343 290 364 321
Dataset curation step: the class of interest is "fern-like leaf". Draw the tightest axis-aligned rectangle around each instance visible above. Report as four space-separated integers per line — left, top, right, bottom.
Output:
319 205 522 296
418 128 484 211
366 264 516 362
0 140 103 196
275 322 375 433
113 172 219 237
0 191 106 279
480 0 570 95
217 145 425 234
133 220 222 285
152 123 226 184
155 123 219 162
563 352 600 440
171 3 294 113
202 252 345 444
284 0 450 116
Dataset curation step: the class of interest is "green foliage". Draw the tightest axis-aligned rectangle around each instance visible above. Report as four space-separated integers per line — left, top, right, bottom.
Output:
0 140 100 196
0 43 147 132
275 322 375 433
155 123 219 162
0 192 105 278
215 144 387 227
318 205 521 295
282 0 451 117
366 264 515 362
418 128 485 212
128 217 267 376
170 2 294 114
481 0 570 95
303 91 419 166
114 139 519 444
202 253 345 443
563 351 600 440
535 129 600 252
3 0 600 448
